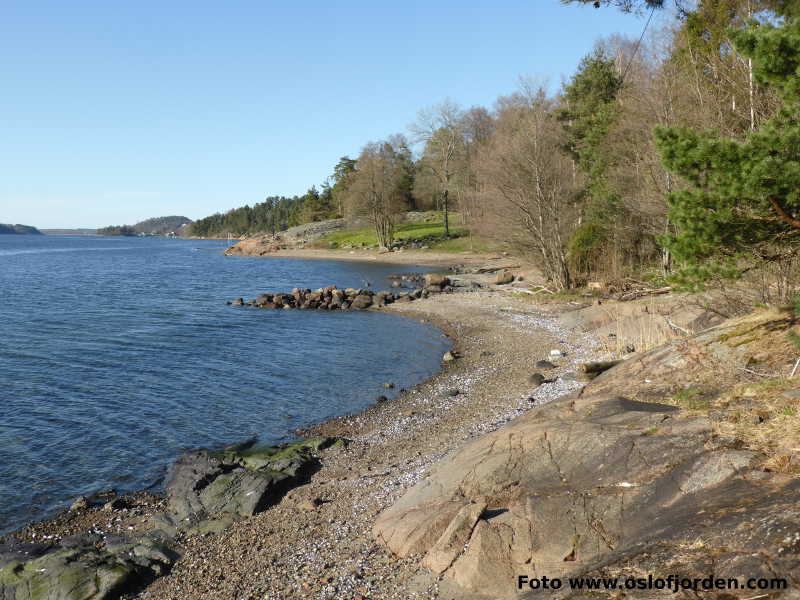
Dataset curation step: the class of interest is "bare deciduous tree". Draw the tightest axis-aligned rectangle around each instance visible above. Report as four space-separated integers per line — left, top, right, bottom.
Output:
345 138 408 249
410 100 466 237
475 87 578 290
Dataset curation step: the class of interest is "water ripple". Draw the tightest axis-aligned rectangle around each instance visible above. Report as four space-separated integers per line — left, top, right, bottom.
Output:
0 235 449 534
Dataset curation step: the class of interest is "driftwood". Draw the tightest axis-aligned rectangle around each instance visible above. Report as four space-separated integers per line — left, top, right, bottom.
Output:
616 286 672 302
515 287 555 296
580 360 623 376
476 265 521 274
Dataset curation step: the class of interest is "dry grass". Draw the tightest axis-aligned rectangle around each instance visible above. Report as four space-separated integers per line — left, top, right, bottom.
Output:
594 299 684 357
712 378 800 475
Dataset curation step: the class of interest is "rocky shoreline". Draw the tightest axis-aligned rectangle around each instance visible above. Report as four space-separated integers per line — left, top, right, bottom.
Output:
227 273 470 312
4 256 798 599
0 265 593 600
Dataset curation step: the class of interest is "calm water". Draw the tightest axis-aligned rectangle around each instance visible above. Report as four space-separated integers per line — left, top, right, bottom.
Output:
0 235 449 534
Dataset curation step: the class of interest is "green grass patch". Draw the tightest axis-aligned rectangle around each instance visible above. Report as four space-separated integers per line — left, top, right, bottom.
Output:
322 218 473 250
669 387 713 411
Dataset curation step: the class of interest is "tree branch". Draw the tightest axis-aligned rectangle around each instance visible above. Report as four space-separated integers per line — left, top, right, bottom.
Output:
768 196 800 229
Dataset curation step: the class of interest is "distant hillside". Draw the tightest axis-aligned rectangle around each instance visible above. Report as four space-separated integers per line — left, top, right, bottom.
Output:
97 215 193 237
40 228 97 235
0 223 42 235
133 215 192 235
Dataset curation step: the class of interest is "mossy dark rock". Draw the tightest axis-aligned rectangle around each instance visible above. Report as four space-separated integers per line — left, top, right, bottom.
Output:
0 534 176 600
165 437 344 530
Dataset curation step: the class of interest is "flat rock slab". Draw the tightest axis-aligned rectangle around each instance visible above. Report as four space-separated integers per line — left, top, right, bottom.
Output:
373 391 797 597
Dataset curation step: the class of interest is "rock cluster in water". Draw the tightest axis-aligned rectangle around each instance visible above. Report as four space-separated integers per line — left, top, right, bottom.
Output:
229 273 459 311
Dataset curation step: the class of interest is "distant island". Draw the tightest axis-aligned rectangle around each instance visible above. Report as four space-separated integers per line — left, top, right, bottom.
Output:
0 223 42 235
97 215 193 237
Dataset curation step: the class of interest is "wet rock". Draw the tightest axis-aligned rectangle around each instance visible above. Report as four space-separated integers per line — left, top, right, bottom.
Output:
69 496 88 512
102 497 128 512
350 294 373 310
375 395 388 404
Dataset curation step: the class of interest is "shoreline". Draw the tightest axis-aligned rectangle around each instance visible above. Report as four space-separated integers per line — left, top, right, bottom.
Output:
0 282 603 600
0 252 490 542
137 290 601 600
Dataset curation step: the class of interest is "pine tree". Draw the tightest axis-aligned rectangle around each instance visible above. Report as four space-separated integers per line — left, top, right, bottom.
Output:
654 16 800 293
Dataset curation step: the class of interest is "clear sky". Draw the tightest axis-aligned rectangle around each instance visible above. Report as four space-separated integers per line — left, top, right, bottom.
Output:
0 1 661 228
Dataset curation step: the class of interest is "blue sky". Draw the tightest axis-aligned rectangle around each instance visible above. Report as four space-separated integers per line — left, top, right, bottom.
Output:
1 1 661 228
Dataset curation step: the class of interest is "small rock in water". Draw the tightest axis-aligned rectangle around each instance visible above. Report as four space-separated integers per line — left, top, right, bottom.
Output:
102 498 127 512
384 382 395 389
69 496 89 512
442 351 456 362
535 360 556 370
376 395 388 403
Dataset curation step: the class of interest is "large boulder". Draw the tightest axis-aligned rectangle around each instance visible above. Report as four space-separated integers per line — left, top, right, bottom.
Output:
373 392 797 597
424 273 450 288
350 294 373 310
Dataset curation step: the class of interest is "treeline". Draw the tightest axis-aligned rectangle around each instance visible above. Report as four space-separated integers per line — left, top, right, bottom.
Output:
97 225 137 236
0 223 42 235
98 215 192 236
194 0 800 304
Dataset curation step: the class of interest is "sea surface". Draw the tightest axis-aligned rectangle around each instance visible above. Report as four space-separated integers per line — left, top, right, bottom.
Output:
0 235 450 535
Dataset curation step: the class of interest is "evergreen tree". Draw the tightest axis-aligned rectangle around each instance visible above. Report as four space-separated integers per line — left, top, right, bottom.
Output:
558 48 623 277
655 16 800 293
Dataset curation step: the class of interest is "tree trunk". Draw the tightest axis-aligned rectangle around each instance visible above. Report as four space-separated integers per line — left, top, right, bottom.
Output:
443 188 450 237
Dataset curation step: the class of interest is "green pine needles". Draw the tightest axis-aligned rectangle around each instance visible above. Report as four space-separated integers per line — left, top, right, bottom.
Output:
655 17 800 292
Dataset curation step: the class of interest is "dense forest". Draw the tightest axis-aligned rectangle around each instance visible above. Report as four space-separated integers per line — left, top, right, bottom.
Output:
98 215 192 237
0 223 42 235
192 0 800 305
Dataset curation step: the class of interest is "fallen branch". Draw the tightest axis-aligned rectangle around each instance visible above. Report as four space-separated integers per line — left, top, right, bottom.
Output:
665 318 690 335
580 360 623 376
790 357 800 377
616 286 672 302
476 265 521 274
515 287 555 296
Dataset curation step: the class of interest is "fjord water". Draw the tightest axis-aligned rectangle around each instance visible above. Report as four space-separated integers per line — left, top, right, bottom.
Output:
0 235 450 535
